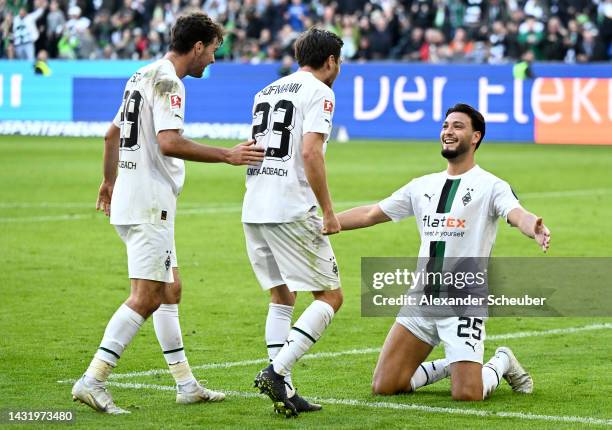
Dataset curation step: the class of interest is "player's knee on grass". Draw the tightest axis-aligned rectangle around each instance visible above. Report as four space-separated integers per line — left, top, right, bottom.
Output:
451 382 484 401
371 372 407 395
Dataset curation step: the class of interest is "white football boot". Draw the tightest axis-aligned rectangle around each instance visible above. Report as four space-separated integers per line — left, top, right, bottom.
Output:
176 381 226 404
496 347 534 394
71 376 130 414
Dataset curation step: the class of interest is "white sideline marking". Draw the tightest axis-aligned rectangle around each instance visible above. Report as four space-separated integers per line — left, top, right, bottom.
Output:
3 188 612 223
62 381 612 426
106 323 611 380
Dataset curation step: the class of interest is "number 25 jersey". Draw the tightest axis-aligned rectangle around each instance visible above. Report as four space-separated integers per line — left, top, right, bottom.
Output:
110 59 186 226
242 71 335 224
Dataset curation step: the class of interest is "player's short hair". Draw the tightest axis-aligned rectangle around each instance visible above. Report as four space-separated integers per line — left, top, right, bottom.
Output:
294 28 343 69
445 103 486 149
170 13 224 54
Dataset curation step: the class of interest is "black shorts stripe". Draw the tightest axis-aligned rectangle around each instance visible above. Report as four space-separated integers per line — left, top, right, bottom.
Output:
266 343 285 349
291 326 317 344
98 346 120 359
163 347 184 355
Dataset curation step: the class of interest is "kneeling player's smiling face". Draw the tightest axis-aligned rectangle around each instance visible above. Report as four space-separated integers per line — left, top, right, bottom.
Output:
440 112 475 159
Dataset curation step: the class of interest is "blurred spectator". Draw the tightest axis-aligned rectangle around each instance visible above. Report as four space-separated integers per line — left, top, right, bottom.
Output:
340 15 358 59
278 53 293 76
513 50 535 79
463 0 485 33
391 26 424 60
286 0 307 31
57 27 78 58
577 27 597 61
13 5 44 60
1 10 13 58
448 27 473 61
489 20 508 63
92 9 112 49
518 15 545 59
523 0 547 21
410 0 434 29
432 0 452 40
33 0 49 55
66 6 90 36
368 10 392 59
353 35 372 61
46 0 65 58
34 48 51 74
542 16 567 60
420 28 448 62
76 27 96 57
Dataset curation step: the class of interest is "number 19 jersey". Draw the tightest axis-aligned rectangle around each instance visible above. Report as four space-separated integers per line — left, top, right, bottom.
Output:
242 71 335 223
110 59 186 226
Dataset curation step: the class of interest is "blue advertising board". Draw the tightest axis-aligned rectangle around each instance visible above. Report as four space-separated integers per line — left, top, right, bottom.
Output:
1 60 610 143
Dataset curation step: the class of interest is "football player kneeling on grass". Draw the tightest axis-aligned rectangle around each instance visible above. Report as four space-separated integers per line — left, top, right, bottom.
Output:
338 103 551 401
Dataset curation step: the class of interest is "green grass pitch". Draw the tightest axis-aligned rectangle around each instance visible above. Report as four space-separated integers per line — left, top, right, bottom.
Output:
0 136 611 429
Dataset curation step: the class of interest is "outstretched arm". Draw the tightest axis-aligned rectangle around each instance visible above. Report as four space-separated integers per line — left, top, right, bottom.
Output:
337 204 391 231
157 130 264 165
96 123 120 216
507 207 551 252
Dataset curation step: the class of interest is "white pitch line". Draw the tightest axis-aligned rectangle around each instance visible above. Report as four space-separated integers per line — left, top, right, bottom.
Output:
106 323 611 380
59 381 612 426
3 188 612 223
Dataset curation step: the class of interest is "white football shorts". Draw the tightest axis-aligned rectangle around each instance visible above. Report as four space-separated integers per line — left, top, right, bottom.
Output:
396 316 486 364
243 215 340 292
114 223 177 283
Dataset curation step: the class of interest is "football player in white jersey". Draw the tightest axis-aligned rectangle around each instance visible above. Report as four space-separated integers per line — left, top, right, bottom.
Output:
244 28 344 417
71 13 264 414
338 104 551 401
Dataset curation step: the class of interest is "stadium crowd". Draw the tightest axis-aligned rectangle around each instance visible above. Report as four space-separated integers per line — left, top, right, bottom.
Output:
1 0 611 63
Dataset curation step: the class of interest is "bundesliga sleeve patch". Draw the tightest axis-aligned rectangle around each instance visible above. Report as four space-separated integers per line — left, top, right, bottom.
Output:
169 94 182 110
323 99 334 113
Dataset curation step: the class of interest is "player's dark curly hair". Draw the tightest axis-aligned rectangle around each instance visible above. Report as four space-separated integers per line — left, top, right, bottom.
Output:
294 28 343 69
170 13 224 54
445 103 486 149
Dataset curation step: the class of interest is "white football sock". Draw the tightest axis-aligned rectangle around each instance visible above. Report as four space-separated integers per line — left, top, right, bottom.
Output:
170 360 197 387
273 300 334 376
89 304 144 380
482 350 510 399
265 303 294 395
84 357 113 385
152 304 196 386
153 304 187 365
410 358 450 391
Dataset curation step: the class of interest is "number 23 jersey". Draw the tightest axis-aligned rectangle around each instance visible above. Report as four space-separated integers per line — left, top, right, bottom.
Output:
242 71 335 223
110 59 186 226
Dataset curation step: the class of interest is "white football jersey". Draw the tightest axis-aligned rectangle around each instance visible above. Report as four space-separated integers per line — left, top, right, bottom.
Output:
110 59 186 226
242 71 335 223
379 165 521 258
